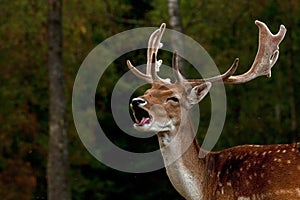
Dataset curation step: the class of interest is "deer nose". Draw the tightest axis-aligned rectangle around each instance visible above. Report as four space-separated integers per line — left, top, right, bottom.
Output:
131 97 146 107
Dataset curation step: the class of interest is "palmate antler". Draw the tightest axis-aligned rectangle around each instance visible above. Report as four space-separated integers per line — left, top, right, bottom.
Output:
127 21 287 86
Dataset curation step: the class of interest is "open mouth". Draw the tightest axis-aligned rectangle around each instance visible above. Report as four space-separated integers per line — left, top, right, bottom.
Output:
131 104 152 126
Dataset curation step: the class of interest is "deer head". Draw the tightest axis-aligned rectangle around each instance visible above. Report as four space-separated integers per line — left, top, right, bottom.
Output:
128 21 286 135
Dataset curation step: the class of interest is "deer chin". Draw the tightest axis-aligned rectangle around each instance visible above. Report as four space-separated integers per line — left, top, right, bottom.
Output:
134 115 175 133
133 114 153 131
134 120 173 133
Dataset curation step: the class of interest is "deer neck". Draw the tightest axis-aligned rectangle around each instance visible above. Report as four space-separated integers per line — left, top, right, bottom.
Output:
157 112 206 200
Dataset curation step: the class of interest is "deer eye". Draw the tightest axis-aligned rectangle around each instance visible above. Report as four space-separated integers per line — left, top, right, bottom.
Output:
167 97 179 103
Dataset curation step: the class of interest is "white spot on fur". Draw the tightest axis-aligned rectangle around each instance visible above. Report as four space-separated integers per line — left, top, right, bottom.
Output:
245 180 250 186
246 163 251 170
238 197 250 200
256 160 261 165
274 189 300 195
217 171 221 178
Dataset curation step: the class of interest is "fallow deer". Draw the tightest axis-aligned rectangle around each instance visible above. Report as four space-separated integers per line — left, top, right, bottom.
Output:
127 21 300 200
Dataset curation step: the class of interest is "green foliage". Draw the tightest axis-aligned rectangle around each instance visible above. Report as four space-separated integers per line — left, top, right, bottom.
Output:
0 0 299 199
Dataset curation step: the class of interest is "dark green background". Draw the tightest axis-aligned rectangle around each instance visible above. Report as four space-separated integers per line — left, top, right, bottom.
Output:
0 0 299 199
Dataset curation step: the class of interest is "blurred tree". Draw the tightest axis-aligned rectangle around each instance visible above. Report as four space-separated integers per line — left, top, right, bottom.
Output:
47 0 69 199
168 0 185 72
168 0 183 32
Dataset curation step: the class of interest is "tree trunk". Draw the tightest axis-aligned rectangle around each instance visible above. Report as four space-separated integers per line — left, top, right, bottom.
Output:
168 0 185 73
168 0 183 33
47 0 69 199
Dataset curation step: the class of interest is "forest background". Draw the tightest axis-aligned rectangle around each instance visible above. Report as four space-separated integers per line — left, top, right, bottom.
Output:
0 0 299 199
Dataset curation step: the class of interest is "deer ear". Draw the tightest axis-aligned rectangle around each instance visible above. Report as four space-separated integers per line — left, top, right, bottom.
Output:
187 82 212 107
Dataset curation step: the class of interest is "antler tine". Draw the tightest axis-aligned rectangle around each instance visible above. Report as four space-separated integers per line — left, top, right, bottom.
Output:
205 58 239 82
127 60 153 83
148 23 166 82
223 20 287 84
147 25 164 77
187 20 286 86
172 51 186 83
127 23 166 83
188 58 239 86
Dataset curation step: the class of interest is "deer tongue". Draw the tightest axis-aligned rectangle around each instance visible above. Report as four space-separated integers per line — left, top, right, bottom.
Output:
138 117 150 126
